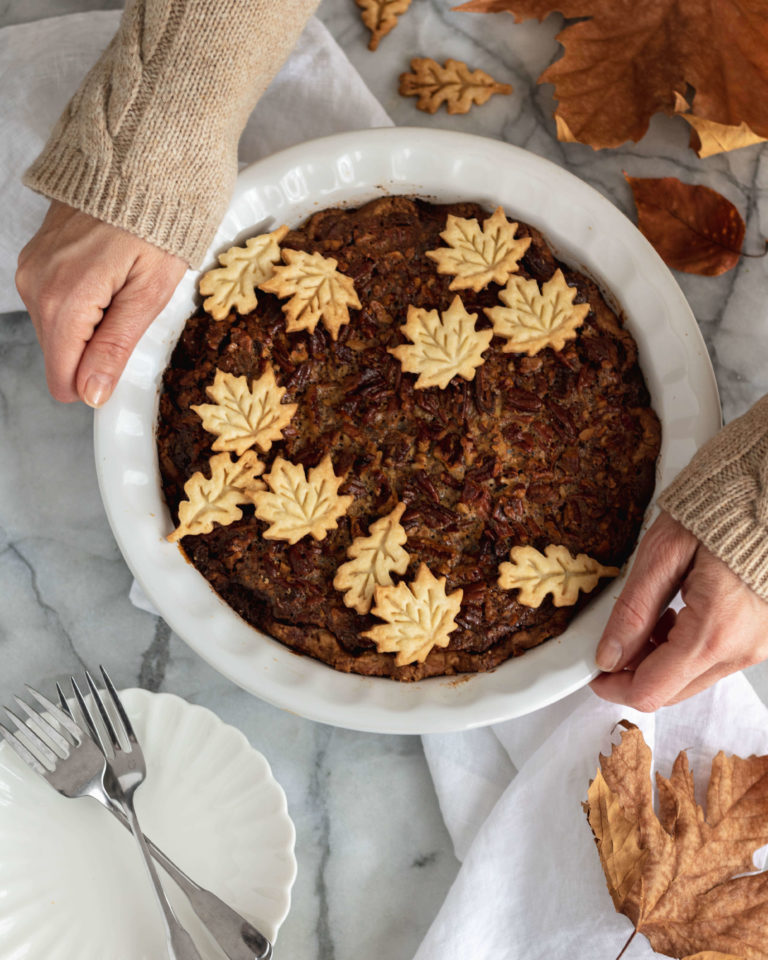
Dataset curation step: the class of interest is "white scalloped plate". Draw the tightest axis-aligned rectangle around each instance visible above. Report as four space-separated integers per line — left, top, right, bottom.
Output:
94 128 720 734
0 689 296 959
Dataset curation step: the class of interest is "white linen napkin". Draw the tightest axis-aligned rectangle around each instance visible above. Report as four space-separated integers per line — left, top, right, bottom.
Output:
418 673 768 960
6 17 764 960
0 11 391 313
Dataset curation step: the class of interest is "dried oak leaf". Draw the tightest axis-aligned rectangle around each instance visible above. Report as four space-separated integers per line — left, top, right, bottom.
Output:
253 453 354 545
484 268 590 355
356 0 412 51
585 720 768 960
454 0 768 150
425 206 531 291
399 57 512 115
191 365 298 457
167 451 265 542
199 225 289 320
626 175 746 276
333 502 410 615
498 544 618 607
259 248 362 340
362 562 463 666
389 295 493 389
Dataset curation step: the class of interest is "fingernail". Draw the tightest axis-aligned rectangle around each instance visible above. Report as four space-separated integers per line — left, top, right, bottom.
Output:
596 638 623 672
84 374 113 408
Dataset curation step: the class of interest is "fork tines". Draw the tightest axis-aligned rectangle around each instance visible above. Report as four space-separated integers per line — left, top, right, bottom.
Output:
0 685 82 774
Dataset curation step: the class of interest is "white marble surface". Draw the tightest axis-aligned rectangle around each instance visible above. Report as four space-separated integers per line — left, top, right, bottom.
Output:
1 2 768 959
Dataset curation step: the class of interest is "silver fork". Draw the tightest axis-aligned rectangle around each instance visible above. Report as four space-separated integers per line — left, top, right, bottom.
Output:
0 673 272 960
70 670 204 960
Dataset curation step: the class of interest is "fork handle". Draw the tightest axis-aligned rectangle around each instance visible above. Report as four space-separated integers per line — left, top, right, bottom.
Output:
123 800 207 960
109 800 272 960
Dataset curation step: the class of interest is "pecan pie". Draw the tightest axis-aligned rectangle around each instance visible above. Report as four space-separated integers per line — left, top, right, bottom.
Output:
156 196 661 681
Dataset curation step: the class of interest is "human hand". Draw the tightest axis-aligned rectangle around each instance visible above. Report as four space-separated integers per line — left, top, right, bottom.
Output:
590 510 768 711
16 200 188 407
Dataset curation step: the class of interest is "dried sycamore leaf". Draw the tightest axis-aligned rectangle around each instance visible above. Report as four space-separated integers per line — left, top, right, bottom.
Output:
425 207 531 291
259 248 361 340
673 92 766 158
333 503 410 615
626 175 748 277
168 451 265 542
356 0 412 51
455 1 768 150
388 295 493 390
191 366 298 457
585 720 768 959
362 563 463 666
498 544 618 607
485 268 589 356
399 57 512 115
199 225 289 320
253 454 354 544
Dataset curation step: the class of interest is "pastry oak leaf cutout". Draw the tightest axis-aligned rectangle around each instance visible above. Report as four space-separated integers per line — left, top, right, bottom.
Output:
498 544 618 607
199 225 289 321
426 207 531 291
362 563 463 666
585 720 768 960
259 248 362 341
253 454 354 544
399 57 512 115
355 0 412 51
389 295 493 389
168 451 265 542
191 365 298 457
333 502 411 615
485 268 590 356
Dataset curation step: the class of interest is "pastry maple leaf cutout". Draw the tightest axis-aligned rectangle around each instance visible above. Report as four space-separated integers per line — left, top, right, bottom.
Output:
167 451 265 542
362 563 463 666
497 544 618 607
425 207 531 292
333 502 410 615
355 0 412 51
253 454 354 544
626 175 747 277
484 269 590 356
388 295 493 389
191 366 298 457
399 57 512 115
455 0 768 151
198 225 289 321
585 720 768 960
259 248 362 340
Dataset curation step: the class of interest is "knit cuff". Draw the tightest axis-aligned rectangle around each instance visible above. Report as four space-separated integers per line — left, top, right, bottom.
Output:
23 143 230 266
658 394 768 601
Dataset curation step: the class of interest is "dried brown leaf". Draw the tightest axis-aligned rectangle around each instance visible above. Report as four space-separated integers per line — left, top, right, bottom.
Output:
626 174 747 276
586 721 768 959
454 0 768 150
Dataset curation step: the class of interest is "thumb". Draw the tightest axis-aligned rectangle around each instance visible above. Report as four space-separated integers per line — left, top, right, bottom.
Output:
75 257 187 407
595 511 698 673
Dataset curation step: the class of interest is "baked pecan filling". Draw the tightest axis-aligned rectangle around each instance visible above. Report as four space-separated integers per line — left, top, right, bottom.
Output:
156 196 660 681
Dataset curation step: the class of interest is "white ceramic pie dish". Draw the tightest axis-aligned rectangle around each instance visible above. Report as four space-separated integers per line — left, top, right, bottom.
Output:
94 128 721 734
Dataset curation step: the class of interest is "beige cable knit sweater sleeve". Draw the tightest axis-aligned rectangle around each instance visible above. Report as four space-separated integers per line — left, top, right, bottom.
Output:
23 0 319 266
658 393 768 602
